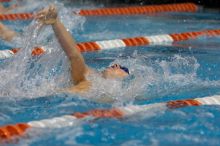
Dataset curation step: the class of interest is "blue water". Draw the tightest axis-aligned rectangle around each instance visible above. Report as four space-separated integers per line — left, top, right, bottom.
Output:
0 1 220 146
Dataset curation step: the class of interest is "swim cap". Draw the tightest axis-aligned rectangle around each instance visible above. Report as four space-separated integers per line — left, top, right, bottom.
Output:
119 65 129 74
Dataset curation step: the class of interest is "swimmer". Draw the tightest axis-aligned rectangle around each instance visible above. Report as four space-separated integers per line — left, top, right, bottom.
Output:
35 5 129 93
0 22 17 41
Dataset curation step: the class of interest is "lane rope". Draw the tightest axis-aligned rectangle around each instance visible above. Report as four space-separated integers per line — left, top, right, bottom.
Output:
0 3 198 21
0 0 11 2
0 95 220 141
78 3 198 16
0 29 219 59
0 13 33 21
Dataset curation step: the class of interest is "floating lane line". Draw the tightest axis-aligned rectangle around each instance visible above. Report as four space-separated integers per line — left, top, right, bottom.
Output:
0 48 19 59
0 0 11 2
78 3 199 16
0 3 198 21
0 29 219 59
0 13 33 21
0 95 220 142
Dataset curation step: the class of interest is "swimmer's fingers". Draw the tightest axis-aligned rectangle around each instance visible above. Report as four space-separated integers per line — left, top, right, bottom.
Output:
35 10 47 20
35 5 52 18
48 5 56 13
38 5 56 17
36 6 49 15
35 13 45 20
35 5 56 16
48 5 57 18
36 17 46 24
35 13 46 23
35 5 57 25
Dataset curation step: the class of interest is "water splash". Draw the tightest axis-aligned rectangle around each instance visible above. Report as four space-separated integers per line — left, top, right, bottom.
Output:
0 5 86 99
84 51 204 104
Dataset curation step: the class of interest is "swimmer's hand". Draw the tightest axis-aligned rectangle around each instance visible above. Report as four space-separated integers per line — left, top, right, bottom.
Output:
35 5 58 25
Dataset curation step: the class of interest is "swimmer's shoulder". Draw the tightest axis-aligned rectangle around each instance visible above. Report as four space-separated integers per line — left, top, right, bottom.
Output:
60 68 99 94
64 80 92 94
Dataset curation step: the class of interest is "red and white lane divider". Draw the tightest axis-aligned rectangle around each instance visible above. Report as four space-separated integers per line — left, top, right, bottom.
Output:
0 29 219 59
0 48 19 59
0 95 220 141
0 13 33 21
78 3 198 16
0 3 198 21
0 0 11 2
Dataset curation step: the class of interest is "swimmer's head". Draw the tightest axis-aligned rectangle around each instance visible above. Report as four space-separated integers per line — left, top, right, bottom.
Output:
102 64 129 79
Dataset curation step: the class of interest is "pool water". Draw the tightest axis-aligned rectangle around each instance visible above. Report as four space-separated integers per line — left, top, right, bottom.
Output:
0 1 220 146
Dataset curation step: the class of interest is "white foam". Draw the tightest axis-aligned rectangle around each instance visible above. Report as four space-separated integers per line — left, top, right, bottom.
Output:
0 4 87 99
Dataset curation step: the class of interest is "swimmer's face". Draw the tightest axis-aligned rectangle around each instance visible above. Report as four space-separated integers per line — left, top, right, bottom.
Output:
102 64 129 79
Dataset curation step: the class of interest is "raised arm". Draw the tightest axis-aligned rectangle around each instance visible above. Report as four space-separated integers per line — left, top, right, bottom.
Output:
0 22 16 41
36 5 88 85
